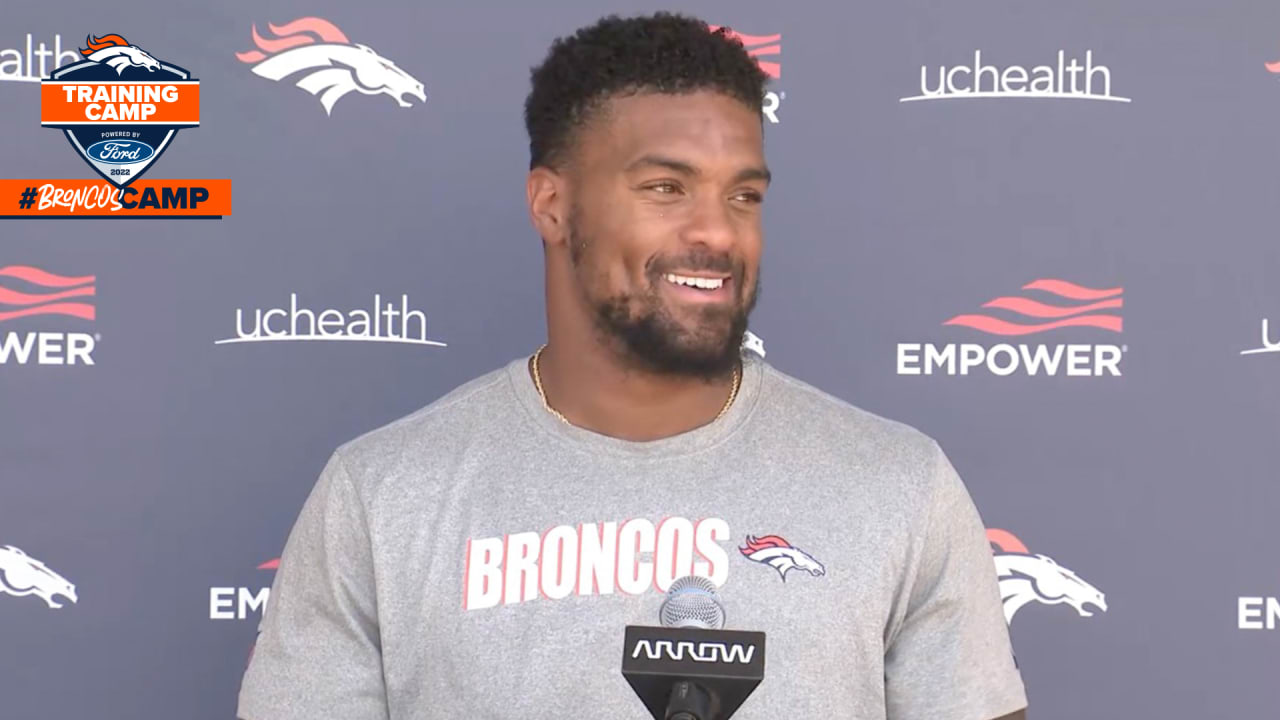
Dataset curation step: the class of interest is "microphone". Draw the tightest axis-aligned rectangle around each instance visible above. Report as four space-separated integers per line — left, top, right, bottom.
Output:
659 576 726 629
621 576 766 720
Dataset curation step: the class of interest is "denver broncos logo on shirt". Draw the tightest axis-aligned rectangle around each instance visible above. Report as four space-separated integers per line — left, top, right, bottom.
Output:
739 534 825 582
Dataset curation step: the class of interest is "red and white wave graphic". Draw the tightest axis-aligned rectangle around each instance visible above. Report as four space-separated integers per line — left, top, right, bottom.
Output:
709 26 780 79
0 265 95 323
944 279 1122 336
234 17 349 64
1266 59 1280 74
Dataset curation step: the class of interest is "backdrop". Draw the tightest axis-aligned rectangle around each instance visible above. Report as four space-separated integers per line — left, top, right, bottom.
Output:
2 1 1278 718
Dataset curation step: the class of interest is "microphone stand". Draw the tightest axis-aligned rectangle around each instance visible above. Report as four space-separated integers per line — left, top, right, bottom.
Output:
665 680 715 720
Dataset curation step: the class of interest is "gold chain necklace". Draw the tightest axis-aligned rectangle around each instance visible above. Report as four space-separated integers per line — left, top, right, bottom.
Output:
530 344 740 426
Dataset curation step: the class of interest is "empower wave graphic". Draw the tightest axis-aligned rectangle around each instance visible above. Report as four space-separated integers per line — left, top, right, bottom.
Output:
943 279 1123 336
0 265 95 323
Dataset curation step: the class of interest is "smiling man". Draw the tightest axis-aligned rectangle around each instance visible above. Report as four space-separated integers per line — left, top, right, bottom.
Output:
237 12 1027 720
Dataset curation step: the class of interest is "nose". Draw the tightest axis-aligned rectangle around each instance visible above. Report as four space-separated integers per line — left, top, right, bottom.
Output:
679 192 737 253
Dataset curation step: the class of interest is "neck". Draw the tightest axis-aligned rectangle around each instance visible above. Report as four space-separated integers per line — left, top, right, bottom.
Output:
533 338 740 442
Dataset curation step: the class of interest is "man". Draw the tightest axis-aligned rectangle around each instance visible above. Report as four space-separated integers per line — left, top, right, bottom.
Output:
238 12 1028 720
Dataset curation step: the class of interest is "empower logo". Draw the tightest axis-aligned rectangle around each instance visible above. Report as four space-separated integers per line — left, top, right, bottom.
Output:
1238 592 1280 630
710 26 779 79
210 557 277 620
0 265 97 366
896 278 1126 377
901 50 1130 103
709 24 783 124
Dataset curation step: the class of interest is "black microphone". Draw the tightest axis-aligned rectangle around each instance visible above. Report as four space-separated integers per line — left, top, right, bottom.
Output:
621 576 766 720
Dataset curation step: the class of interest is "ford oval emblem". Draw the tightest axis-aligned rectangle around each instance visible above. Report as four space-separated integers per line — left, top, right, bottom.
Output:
85 139 156 165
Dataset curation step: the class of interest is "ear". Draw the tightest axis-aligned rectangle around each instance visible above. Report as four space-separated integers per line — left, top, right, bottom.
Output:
526 166 568 248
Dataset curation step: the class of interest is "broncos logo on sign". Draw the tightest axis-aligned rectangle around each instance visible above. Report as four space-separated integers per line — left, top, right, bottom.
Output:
236 17 426 115
988 528 1107 624
0 545 78 609
739 534 825 582
79 33 161 75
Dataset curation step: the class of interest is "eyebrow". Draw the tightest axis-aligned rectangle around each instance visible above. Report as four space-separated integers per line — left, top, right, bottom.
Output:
623 154 772 185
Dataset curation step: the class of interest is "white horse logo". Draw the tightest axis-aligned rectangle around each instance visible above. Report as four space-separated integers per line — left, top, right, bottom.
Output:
988 529 1106 624
0 545 78 609
79 34 161 75
236 17 426 115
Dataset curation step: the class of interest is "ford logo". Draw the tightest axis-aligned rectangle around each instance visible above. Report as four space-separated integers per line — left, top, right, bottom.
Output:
85 140 155 165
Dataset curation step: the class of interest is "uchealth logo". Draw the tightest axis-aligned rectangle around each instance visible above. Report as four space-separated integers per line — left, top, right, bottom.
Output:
463 517 731 611
901 50 1130 103
0 545 77 609
214 293 446 348
0 32 230 219
236 17 426 116
0 265 97 366
896 278 1126 377
210 557 277 620
710 25 783 124
0 34 81 83
1240 318 1278 357
988 529 1107 625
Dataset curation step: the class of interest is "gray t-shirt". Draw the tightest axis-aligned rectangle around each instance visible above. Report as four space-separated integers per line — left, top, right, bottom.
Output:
237 354 1026 720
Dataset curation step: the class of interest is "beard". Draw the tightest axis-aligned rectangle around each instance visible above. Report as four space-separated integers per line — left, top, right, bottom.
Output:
568 212 758 380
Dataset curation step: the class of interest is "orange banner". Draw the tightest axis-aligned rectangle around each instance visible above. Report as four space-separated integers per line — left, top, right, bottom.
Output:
0 179 230 217
40 82 200 125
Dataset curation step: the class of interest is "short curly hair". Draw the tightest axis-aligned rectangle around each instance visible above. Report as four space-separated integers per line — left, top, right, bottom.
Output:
524 12 769 170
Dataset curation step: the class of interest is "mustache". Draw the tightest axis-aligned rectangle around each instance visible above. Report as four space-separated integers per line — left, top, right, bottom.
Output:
646 250 742 277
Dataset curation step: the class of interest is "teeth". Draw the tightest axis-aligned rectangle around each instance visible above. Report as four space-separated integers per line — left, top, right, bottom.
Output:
664 273 725 290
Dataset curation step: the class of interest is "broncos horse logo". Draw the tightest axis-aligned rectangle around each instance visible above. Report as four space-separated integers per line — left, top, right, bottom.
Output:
79 34 161 75
739 534 825 582
988 529 1106 624
236 17 426 115
0 545 78 609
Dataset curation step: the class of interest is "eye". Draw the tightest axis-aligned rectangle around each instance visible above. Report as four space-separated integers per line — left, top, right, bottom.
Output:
645 182 682 195
732 190 764 204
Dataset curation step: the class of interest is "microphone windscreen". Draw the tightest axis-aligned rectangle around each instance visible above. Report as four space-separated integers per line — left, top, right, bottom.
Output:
659 576 725 630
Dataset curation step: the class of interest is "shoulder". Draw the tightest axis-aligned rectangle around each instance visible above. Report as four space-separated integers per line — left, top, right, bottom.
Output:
752 361 948 502
756 361 941 463
327 360 519 496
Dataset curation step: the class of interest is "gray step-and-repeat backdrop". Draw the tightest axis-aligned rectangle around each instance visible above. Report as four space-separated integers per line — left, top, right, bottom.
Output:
2 1 1277 718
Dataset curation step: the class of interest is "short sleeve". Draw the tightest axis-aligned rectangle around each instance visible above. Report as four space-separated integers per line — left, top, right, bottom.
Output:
884 442 1028 720
237 451 388 720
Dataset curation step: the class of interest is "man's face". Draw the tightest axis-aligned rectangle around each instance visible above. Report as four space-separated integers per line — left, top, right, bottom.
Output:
563 90 768 378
